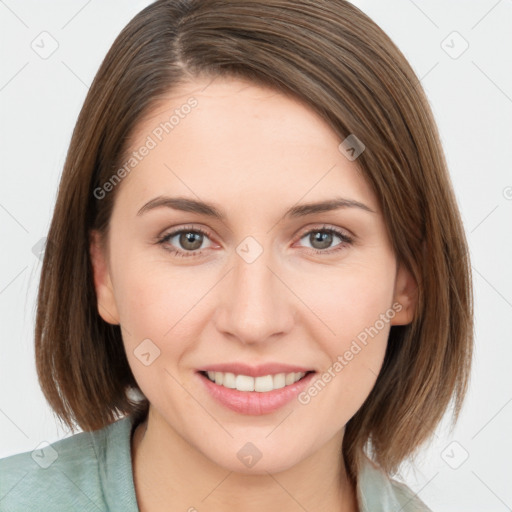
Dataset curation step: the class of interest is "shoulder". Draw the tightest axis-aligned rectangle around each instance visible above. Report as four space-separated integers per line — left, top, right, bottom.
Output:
0 428 103 512
357 455 433 512
0 415 136 512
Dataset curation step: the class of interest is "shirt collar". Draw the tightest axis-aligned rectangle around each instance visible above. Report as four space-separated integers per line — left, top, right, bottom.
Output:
356 454 432 511
94 414 140 512
357 455 404 511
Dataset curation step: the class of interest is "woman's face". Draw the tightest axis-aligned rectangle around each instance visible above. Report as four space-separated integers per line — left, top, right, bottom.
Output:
90 76 416 474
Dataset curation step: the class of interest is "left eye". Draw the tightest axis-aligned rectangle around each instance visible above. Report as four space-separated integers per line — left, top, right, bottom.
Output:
297 227 352 252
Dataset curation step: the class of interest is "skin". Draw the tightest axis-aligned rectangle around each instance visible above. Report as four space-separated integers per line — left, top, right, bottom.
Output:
90 76 417 512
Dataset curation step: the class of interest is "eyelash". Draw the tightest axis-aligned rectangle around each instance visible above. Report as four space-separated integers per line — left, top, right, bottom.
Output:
155 224 354 258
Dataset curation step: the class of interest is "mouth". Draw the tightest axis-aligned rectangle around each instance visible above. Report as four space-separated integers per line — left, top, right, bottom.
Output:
196 364 316 415
199 370 313 392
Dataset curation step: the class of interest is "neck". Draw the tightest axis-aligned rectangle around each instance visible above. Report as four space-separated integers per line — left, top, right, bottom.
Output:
131 408 358 512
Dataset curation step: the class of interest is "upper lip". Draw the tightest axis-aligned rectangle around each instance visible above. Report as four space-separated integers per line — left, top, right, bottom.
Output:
197 362 315 377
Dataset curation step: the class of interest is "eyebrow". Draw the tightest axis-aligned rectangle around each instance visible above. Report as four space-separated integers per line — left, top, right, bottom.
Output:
136 195 376 219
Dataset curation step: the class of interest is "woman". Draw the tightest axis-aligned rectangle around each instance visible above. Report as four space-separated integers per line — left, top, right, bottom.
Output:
0 1 473 510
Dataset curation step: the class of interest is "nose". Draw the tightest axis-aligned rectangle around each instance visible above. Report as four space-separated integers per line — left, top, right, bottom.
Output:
213 241 295 346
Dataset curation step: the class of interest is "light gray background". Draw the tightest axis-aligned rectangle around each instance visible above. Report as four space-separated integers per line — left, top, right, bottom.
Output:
1 1 511 510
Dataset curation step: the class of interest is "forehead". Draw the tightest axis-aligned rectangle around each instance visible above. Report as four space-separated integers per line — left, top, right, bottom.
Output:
114 76 376 215
130 75 340 155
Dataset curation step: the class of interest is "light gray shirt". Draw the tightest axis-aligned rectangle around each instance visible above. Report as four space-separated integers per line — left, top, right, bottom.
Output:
0 413 432 511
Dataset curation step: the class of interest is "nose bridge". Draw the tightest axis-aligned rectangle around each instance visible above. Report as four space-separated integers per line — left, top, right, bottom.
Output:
215 237 293 344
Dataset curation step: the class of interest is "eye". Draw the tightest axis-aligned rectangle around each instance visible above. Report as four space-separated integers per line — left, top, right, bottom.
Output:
156 224 354 258
297 225 353 254
156 225 213 258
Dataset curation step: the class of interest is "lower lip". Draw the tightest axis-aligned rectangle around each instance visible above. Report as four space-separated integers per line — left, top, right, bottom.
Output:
197 371 316 415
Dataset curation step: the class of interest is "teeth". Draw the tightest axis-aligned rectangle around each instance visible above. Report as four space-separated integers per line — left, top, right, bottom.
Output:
204 371 307 392
236 374 254 391
273 373 286 389
222 372 236 389
255 375 273 392
285 372 296 386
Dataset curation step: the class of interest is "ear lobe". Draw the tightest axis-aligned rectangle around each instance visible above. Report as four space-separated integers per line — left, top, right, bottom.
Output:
89 230 120 325
390 262 418 326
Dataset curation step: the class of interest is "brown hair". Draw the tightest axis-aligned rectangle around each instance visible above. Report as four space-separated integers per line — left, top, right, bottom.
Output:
35 0 473 479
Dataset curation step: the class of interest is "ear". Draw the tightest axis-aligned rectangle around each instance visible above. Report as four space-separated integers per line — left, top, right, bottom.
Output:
390 262 418 326
89 229 120 325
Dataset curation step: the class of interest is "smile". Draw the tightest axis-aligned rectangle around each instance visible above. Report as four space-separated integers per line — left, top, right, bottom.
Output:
202 370 308 392
196 364 316 415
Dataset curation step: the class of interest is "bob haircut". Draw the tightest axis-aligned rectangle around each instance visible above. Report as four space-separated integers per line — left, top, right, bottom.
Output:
35 0 473 480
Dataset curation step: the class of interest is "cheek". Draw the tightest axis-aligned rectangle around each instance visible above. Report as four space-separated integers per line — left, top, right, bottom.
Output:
111 254 203 361
298 255 396 343
114 266 203 409
296 258 395 405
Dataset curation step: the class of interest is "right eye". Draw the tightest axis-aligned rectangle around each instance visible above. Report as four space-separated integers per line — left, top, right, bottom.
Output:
156 225 214 257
